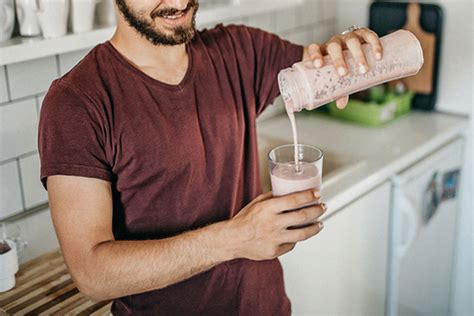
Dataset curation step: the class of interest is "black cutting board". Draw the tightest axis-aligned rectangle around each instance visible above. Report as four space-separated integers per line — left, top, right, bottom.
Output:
369 1 444 111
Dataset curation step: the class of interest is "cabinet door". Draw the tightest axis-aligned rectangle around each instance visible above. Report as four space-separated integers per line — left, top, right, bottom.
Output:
280 182 391 316
394 139 464 316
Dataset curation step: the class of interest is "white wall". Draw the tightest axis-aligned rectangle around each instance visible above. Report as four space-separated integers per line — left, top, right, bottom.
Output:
335 0 371 32
417 2 473 315
430 0 473 116
12 209 59 263
336 1 473 315
452 112 473 316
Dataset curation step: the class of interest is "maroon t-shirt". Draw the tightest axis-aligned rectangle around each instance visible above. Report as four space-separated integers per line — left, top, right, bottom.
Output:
38 24 303 315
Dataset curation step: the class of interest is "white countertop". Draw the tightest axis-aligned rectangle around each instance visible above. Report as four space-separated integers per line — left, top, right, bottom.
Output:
256 111 469 216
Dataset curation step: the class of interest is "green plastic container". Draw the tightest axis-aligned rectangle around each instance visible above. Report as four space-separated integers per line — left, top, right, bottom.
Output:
327 91 414 127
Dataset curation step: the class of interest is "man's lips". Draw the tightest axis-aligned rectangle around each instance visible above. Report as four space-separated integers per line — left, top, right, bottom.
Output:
163 11 185 19
154 7 192 26
152 4 192 19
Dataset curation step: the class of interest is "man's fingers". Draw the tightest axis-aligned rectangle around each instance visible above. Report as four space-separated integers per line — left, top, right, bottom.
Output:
285 222 324 243
277 243 296 256
356 29 383 60
244 191 273 211
279 203 327 228
326 38 348 76
344 35 368 74
336 96 349 109
254 191 274 203
262 189 320 213
308 43 324 68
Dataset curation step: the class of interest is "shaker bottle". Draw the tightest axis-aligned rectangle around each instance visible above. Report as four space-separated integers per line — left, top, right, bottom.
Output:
278 30 424 113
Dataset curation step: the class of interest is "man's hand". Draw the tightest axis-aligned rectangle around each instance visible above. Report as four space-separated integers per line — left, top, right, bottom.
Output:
304 27 384 109
228 189 326 261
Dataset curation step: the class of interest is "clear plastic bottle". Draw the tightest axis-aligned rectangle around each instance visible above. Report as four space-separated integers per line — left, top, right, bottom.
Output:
278 29 424 112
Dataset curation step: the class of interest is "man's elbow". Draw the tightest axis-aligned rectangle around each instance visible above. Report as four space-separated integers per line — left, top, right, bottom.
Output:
69 264 115 301
66 242 117 301
74 275 114 301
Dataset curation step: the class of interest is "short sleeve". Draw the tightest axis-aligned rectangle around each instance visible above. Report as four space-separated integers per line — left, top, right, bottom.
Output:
225 25 304 115
38 80 113 190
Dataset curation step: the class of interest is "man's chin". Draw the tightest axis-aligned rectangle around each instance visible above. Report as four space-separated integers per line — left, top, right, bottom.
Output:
159 23 194 34
150 28 196 46
123 8 198 45
155 25 194 38
151 18 196 45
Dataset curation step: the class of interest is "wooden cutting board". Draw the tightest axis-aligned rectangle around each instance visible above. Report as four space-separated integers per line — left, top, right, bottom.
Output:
399 2 436 94
370 1 444 111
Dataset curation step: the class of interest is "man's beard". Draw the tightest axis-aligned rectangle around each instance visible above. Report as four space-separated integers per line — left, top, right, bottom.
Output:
115 0 199 46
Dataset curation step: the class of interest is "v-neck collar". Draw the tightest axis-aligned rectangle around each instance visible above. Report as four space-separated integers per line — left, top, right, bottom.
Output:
105 40 195 91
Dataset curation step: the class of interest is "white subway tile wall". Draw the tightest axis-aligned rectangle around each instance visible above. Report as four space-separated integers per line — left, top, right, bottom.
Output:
6 56 59 100
313 21 337 44
0 66 9 103
221 17 248 26
16 208 59 264
0 161 23 218
19 154 48 209
0 98 38 162
1 1 337 234
246 12 274 31
285 28 314 46
302 0 325 26
323 0 338 22
36 93 46 114
58 48 92 76
275 7 300 33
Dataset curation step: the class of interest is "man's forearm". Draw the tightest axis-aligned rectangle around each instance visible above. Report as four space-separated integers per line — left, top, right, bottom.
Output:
76 220 238 300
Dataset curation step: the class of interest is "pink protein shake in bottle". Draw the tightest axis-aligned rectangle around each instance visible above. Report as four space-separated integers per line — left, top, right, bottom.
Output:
278 29 424 113
277 29 423 174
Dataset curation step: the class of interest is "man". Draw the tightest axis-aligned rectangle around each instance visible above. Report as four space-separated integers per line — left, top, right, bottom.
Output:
38 0 383 314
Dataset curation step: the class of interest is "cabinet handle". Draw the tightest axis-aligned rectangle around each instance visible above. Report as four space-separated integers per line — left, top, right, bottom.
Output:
391 176 420 258
396 192 419 257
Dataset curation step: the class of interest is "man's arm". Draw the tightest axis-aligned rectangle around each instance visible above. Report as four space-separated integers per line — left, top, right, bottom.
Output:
48 175 325 301
48 175 235 300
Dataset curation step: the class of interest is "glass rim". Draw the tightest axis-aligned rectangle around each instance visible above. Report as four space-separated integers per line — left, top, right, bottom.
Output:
268 144 324 164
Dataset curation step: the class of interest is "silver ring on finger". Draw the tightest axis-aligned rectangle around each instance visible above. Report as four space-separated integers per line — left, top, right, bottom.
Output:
341 25 362 35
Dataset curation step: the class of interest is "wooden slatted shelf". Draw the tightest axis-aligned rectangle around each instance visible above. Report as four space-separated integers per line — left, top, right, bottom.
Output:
0 250 111 316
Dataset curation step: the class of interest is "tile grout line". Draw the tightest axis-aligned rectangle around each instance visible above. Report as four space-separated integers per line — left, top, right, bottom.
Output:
1 202 50 222
55 55 61 77
16 158 27 212
0 150 38 166
0 93 47 107
35 95 40 117
3 65 12 102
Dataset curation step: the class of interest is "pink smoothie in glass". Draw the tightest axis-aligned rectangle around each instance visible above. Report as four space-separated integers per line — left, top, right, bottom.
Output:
270 161 321 197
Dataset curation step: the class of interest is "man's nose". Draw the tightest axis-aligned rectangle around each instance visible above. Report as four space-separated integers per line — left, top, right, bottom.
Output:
163 0 188 11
